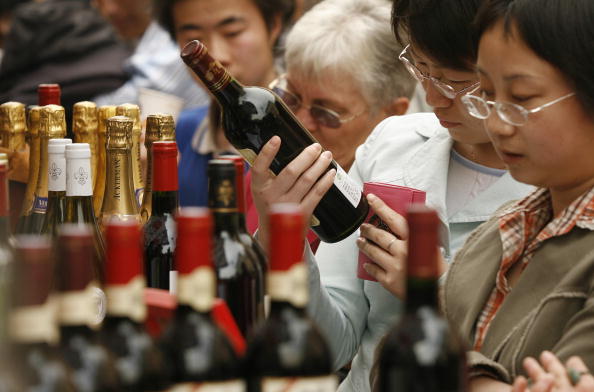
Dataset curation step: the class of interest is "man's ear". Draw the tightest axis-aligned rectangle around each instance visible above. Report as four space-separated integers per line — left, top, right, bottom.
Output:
268 13 283 47
381 97 410 117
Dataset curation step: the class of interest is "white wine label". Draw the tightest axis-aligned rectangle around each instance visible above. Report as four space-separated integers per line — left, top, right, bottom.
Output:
48 157 66 191
9 296 59 344
57 281 103 328
67 159 93 196
168 380 245 392
267 263 308 308
169 270 178 295
333 165 362 208
178 267 215 312
105 275 147 322
32 195 48 213
262 375 338 392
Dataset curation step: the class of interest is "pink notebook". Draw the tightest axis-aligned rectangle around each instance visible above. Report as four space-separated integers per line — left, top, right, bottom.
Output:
358 182 426 281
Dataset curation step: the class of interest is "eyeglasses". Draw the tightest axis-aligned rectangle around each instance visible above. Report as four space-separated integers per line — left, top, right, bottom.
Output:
398 44 479 99
269 75 365 129
461 87 576 126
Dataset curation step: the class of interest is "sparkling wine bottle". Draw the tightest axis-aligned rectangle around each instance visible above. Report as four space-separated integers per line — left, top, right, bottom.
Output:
208 159 264 338
181 40 369 243
140 113 176 223
16 106 41 234
0 102 26 152
159 207 245 390
55 224 119 391
72 101 99 196
244 203 337 392
64 143 107 283
100 219 168 391
40 138 72 237
143 141 179 292
29 105 67 234
116 104 144 206
374 205 466 392
93 105 117 218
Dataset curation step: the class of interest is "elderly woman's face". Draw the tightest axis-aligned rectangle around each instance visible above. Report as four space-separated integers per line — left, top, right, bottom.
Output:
283 70 388 171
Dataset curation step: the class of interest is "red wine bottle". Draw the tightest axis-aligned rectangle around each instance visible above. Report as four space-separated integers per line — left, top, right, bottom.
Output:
208 159 264 338
38 84 61 106
55 224 120 391
244 203 337 392
159 207 244 389
100 219 168 391
181 40 369 243
9 235 76 391
374 205 466 392
144 141 179 293
40 138 72 237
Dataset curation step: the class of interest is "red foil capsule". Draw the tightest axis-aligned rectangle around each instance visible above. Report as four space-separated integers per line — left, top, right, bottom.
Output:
38 83 61 106
105 219 143 285
152 141 178 192
175 207 213 275
268 203 305 272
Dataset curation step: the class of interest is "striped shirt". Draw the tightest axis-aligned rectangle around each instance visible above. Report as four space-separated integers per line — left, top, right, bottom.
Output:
473 186 594 350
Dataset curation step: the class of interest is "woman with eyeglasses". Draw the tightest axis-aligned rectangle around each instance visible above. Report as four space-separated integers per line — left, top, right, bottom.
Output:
250 0 534 390
435 0 594 389
244 0 416 252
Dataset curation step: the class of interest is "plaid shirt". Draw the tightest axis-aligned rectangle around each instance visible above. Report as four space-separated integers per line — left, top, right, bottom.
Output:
473 186 594 351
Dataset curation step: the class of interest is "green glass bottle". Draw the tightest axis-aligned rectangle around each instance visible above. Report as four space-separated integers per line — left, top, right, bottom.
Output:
40 138 72 237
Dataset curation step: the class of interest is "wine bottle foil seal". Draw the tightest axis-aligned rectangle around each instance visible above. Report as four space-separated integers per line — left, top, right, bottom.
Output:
73 101 98 137
145 113 176 146
180 40 232 92
98 106 117 136
27 105 42 137
40 104 67 139
0 101 26 151
116 103 142 136
106 116 133 149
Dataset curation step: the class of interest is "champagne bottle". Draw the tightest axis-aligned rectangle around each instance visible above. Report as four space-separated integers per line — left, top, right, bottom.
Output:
221 154 268 319
64 143 107 283
94 105 117 218
100 219 168 391
100 116 141 228
16 106 42 234
0 154 15 344
244 203 336 392
0 102 26 152
38 83 61 106
208 159 264 338
55 224 119 391
374 205 466 392
116 104 144 206
40 138 72 237
140 113 176 223
181 40 369 243
72 101 99 196
143 141 179 292
29 105 67 234
9 235 76 391
159 207 244 390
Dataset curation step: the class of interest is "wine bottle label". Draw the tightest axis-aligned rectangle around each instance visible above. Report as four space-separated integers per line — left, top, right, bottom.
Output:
261 375 338 392
333 165 362 208
57 281 105 328
268 263 308 308
178 267 215 312
9 296 59 344
168 380 245 392
32 195 48 213
210 178 238 212
67 158 93 196
105 275 147 322
48 158 66 191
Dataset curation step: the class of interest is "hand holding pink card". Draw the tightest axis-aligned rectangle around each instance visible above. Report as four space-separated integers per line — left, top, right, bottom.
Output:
358 182 426 281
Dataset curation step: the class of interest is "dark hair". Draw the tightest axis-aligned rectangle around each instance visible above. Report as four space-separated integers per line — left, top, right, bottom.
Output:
392 0 483 71
153 0 293 43
475 0 594 114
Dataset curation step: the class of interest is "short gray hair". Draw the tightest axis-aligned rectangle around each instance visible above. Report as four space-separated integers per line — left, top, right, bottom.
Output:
284 0 416 110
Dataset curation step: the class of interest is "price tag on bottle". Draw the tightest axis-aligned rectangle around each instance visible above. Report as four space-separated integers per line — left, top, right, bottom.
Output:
333 165 362 208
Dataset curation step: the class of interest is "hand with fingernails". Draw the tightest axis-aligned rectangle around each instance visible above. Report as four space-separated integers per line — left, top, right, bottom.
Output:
512 351 594 392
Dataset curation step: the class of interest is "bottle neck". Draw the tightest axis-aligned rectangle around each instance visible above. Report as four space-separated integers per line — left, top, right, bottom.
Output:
213 211 240 232
66 157 93 197
34 137 50 198
151 191 178 216
405 276 439 313
102 148 139 216
210 80 244 108
0 217 10 244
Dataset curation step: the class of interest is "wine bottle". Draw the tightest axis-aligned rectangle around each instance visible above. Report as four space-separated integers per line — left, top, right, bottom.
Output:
100 116 141 228
64 143 107 283
0 154 15 344
0 102 26 152
374 205 466 392
159 207 245 390
181 40 369 243
140 113 176 223
29 105 67 234
93 105 116 218
40 138 72 237
38 83 61 106
15 106 42 234
208 159 264 338
116 104 144 206
221 154 268 319
55 224 119 391
72 101 99 196
100 219 168 391
9 235 76 391
244 203 337 392
143 141 179 292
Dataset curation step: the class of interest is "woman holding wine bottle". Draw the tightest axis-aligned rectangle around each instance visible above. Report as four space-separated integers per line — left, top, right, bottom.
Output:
153 0 294 207
249 0 533 390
